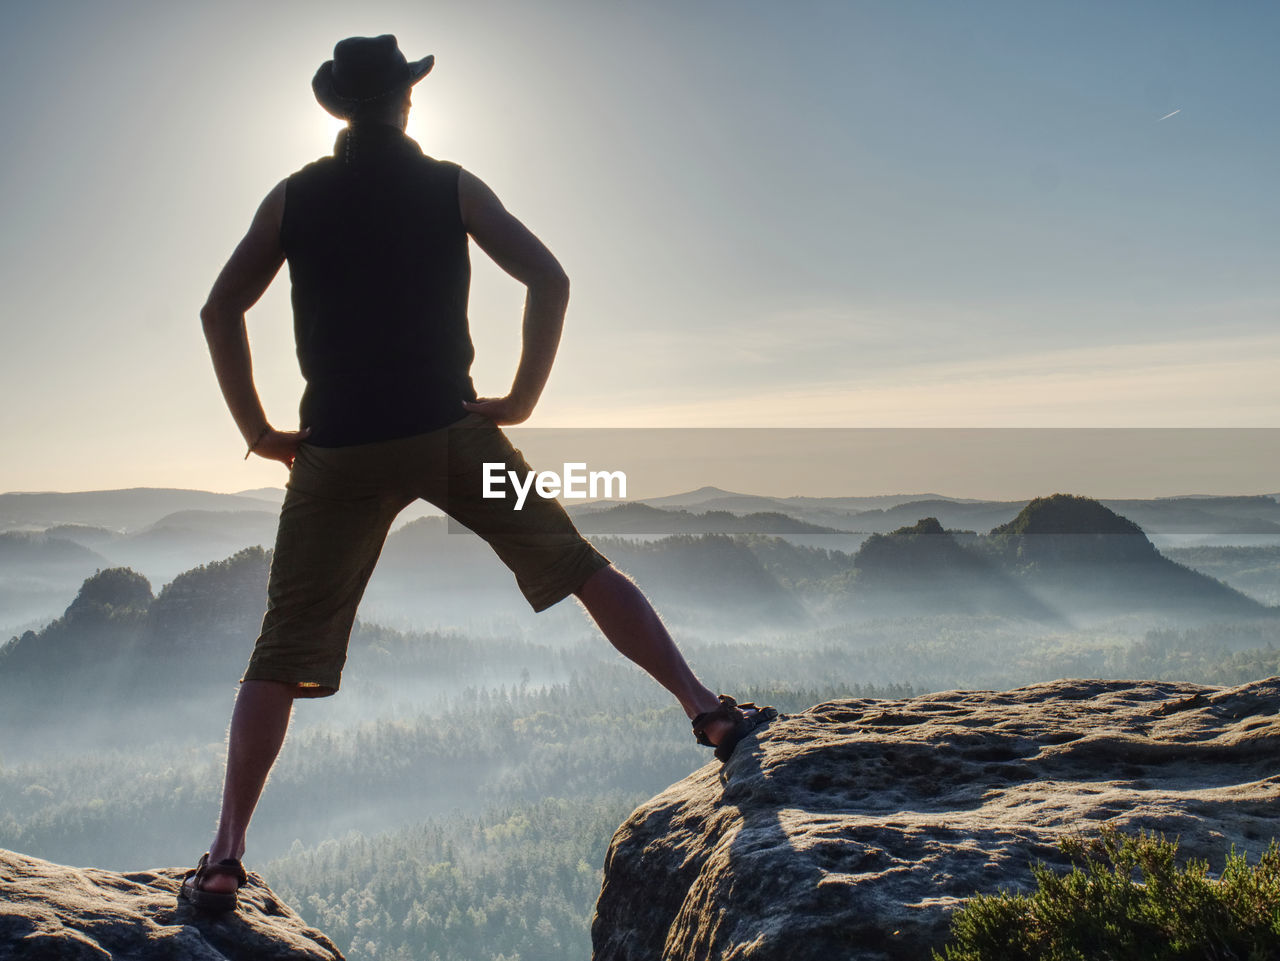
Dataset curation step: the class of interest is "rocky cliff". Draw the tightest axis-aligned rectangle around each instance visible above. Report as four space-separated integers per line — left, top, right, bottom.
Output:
0 849 343 960
592 676 1280 961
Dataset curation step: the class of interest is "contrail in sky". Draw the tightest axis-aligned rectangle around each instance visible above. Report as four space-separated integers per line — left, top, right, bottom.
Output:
1157 109 1182 121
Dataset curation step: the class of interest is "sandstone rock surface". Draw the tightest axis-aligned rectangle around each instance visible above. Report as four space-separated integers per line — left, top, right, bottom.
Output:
0 848 343 960
592 676 1280 961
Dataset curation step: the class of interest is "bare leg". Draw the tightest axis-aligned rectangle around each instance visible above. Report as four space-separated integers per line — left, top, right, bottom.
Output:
198 566 733 890
574 565 740 744
199 679 296 893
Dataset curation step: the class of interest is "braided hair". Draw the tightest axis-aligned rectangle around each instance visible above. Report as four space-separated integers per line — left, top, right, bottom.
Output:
343 90 407 166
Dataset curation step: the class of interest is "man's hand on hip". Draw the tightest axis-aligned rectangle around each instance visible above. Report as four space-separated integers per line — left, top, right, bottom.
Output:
253 427 312 469
462 396 534 425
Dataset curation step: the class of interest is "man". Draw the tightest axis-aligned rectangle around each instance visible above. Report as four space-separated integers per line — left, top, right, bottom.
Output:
182 35 774 913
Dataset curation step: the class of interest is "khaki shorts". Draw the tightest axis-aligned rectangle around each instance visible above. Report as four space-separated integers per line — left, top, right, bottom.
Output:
242 413 610 697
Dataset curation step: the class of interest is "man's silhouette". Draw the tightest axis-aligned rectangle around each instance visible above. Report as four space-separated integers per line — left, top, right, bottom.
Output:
183 35 773 912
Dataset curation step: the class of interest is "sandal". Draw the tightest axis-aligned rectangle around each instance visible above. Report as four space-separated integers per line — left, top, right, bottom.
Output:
180 852 248 914
692 694 779 763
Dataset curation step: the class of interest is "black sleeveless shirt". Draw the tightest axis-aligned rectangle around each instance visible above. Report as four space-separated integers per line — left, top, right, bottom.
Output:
281 123 476 447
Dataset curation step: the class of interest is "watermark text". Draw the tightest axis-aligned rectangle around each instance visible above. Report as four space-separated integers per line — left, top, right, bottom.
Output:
483 462 627 510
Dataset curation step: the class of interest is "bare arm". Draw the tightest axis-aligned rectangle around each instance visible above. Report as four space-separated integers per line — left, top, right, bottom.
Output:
457 168 570 425
200 181 308 466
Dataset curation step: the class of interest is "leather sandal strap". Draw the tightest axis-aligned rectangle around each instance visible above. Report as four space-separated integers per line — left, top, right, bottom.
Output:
691 694 745 746
207 859 247 887
192 853 247 889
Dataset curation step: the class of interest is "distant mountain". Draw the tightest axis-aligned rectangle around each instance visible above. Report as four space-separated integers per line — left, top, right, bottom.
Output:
4 487 1276 641
0 508 281 631
595 534 806 625
782 494 987 510
41 524 120 548
853 517 971 575
363 518 808 629
990 493 1152 558
0 530 807 712
234 487 287 506
638 487 754 509
633 491 1280 542
989 494 1269 622
847 518 1056 620
106 509 280 583
631 491 982 538
0 566 156 686
570 502 842 535
3 494 1273 721
0 531 109 570
0 550 270 710
849 499 1027 534
129 509 279 539
8 486 1279 539
637 488 958 515
142 547 272 654
1164 545 1280 606
1101 496 1280 536
675 495 808 515
735 535 856 591
0 531 114 634
0 488 284 532
827 496 1274 625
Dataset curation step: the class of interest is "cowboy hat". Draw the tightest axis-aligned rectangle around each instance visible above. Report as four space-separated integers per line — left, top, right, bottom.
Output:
312 35 434 120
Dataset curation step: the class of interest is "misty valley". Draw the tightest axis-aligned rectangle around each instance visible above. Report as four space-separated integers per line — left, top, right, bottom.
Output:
2 486 1279 961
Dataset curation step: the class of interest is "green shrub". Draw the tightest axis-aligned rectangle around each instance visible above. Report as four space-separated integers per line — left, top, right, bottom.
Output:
933 824 1280 960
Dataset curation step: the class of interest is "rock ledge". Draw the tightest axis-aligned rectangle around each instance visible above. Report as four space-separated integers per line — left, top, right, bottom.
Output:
0 848 343 960
592 676 1280 961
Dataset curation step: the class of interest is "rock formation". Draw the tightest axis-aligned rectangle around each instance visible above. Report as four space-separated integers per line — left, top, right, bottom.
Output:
0 848 343 960
843 495 1271 623
592 676 1280 961
848 516 1056 621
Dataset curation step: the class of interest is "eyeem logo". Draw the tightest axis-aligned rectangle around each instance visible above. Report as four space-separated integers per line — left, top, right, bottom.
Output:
483 462 627 510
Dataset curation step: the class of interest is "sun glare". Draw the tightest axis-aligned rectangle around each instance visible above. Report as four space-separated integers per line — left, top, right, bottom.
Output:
311 103 454 150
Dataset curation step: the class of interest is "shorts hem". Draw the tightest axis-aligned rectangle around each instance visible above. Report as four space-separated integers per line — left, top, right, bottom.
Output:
526 551 612 613
240 668 341 698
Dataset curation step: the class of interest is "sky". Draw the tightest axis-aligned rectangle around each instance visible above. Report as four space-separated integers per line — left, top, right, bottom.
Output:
0 0 1276 497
